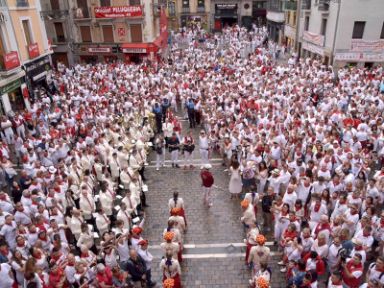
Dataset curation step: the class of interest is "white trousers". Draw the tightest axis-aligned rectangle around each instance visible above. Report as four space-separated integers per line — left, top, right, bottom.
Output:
171 150 179 164
156 151 165 168
184 151 193 166
200 149 209 164
203 186 212 205
16 125 25 139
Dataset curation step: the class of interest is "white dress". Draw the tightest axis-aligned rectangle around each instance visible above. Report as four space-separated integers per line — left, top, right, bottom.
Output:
229 167 242 194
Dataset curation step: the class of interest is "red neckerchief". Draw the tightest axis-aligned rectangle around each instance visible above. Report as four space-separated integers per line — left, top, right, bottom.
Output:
81 252 89 258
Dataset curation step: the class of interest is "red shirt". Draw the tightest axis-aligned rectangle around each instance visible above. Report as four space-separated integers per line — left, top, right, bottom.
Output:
96 267 113 286
200 171 214 187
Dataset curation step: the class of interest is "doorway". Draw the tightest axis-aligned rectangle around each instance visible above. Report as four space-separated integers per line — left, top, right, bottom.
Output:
221 17 238 28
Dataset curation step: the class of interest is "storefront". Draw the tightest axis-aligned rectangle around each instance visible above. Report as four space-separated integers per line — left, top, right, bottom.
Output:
214 3 239 31
120 43 159 63
76 45 120 64
0 71 28 114
23 55 53 102
301 31 329 64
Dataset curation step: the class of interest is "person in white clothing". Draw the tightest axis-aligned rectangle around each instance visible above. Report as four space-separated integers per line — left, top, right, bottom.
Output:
137 239 156 287
199 130 209 164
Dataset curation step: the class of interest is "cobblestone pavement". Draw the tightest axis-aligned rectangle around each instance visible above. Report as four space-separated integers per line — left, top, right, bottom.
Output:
142 119 287 288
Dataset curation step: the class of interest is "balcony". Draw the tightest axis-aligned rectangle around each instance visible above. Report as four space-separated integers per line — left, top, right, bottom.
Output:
181 7 190 14
41 10 69 20
267 0 284 12
16 0 29 7
197 6 205 13
302 0 311 10
52 36 67 44
318 0 329 11
284 1 297 10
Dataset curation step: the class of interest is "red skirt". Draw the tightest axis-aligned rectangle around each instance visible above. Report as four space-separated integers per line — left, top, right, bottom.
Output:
179 208 187 227
163 274 181 288
245 242 256 264
178 242 183 263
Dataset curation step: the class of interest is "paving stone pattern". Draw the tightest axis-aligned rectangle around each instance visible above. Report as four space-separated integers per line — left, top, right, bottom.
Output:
141 119 288 287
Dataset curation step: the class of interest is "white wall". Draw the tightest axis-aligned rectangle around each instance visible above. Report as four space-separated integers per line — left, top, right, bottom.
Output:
335 0 384 51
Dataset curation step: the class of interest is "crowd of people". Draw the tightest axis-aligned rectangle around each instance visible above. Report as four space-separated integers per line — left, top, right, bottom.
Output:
0 22 382 288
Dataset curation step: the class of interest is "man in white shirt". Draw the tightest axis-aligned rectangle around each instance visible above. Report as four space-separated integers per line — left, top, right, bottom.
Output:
137 240 156 287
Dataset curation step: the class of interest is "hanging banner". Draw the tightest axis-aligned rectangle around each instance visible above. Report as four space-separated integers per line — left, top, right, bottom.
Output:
94 6 143 18
303 31 324 47
351 39 384 52
28 43 40 59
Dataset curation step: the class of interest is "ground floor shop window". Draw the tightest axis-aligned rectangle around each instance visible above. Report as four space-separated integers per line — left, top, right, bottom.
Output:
8 88 25 112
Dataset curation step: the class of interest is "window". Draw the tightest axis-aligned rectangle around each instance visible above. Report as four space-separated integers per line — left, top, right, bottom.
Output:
380 22 384 39
352 21 365 39
130 24 142 42
50 0 60 10
197 0 204 7
54 22 65 42
304 16 309 31
22 19 33 45
182 0 189 8
77 0 89 18
16 0 28 7
292 12 296 26
80 26 92 42
320 18 327 36
129 0 140 5
100 0 110 6
102 25 114 42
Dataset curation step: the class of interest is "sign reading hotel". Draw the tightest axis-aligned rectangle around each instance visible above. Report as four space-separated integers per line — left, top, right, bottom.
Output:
94 6 142 18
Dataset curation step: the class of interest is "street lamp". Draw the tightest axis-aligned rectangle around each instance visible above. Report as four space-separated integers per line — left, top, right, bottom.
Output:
329 0 342 66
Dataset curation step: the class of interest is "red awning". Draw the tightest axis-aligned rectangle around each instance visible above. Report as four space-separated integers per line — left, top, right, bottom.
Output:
121 43 158 54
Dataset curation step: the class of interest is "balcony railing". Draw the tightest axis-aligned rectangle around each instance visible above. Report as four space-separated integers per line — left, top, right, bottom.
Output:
16 0 29 7
181 7 190 14
284 1 297 10
302 0 311 10
197 6 205 13
267 0 284 12
52 36 67 43
41 10 69 20
318 0 329 11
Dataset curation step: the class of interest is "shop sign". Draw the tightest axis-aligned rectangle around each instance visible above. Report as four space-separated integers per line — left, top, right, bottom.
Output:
0 78 22 95
216 4 237 9
302 41 324 56
334 52 384 62
121 48 147 53
28 43 40 59
303 31 324 47
3 51 20 70
88 47 111 53
25 56 50 73
94 6 143 18
351 39 384 52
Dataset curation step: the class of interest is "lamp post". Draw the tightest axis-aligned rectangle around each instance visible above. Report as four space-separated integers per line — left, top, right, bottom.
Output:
330 0 342 66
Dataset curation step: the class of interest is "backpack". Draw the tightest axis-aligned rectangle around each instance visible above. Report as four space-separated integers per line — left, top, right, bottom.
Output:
369 263 384 280
261 195 273 213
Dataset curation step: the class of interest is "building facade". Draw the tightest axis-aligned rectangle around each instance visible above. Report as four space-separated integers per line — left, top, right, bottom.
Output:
41 0 170 66
266 0 284 43
0 0 52 115
298 0 384 66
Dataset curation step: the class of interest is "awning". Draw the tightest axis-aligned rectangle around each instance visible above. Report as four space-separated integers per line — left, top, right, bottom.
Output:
120 43 158 54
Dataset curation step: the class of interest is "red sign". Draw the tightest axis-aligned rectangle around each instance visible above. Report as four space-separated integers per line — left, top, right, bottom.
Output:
3 51 20 70
118 28 126 37
88 47 111 53
159 8 168 48
94 6 142 18
28 43 40 59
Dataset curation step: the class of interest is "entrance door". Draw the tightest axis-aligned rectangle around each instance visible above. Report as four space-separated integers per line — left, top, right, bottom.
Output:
50 0 60 10
53 53 69 68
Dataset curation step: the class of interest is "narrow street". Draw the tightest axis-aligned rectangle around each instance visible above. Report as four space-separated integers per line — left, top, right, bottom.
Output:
143 119 285 287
